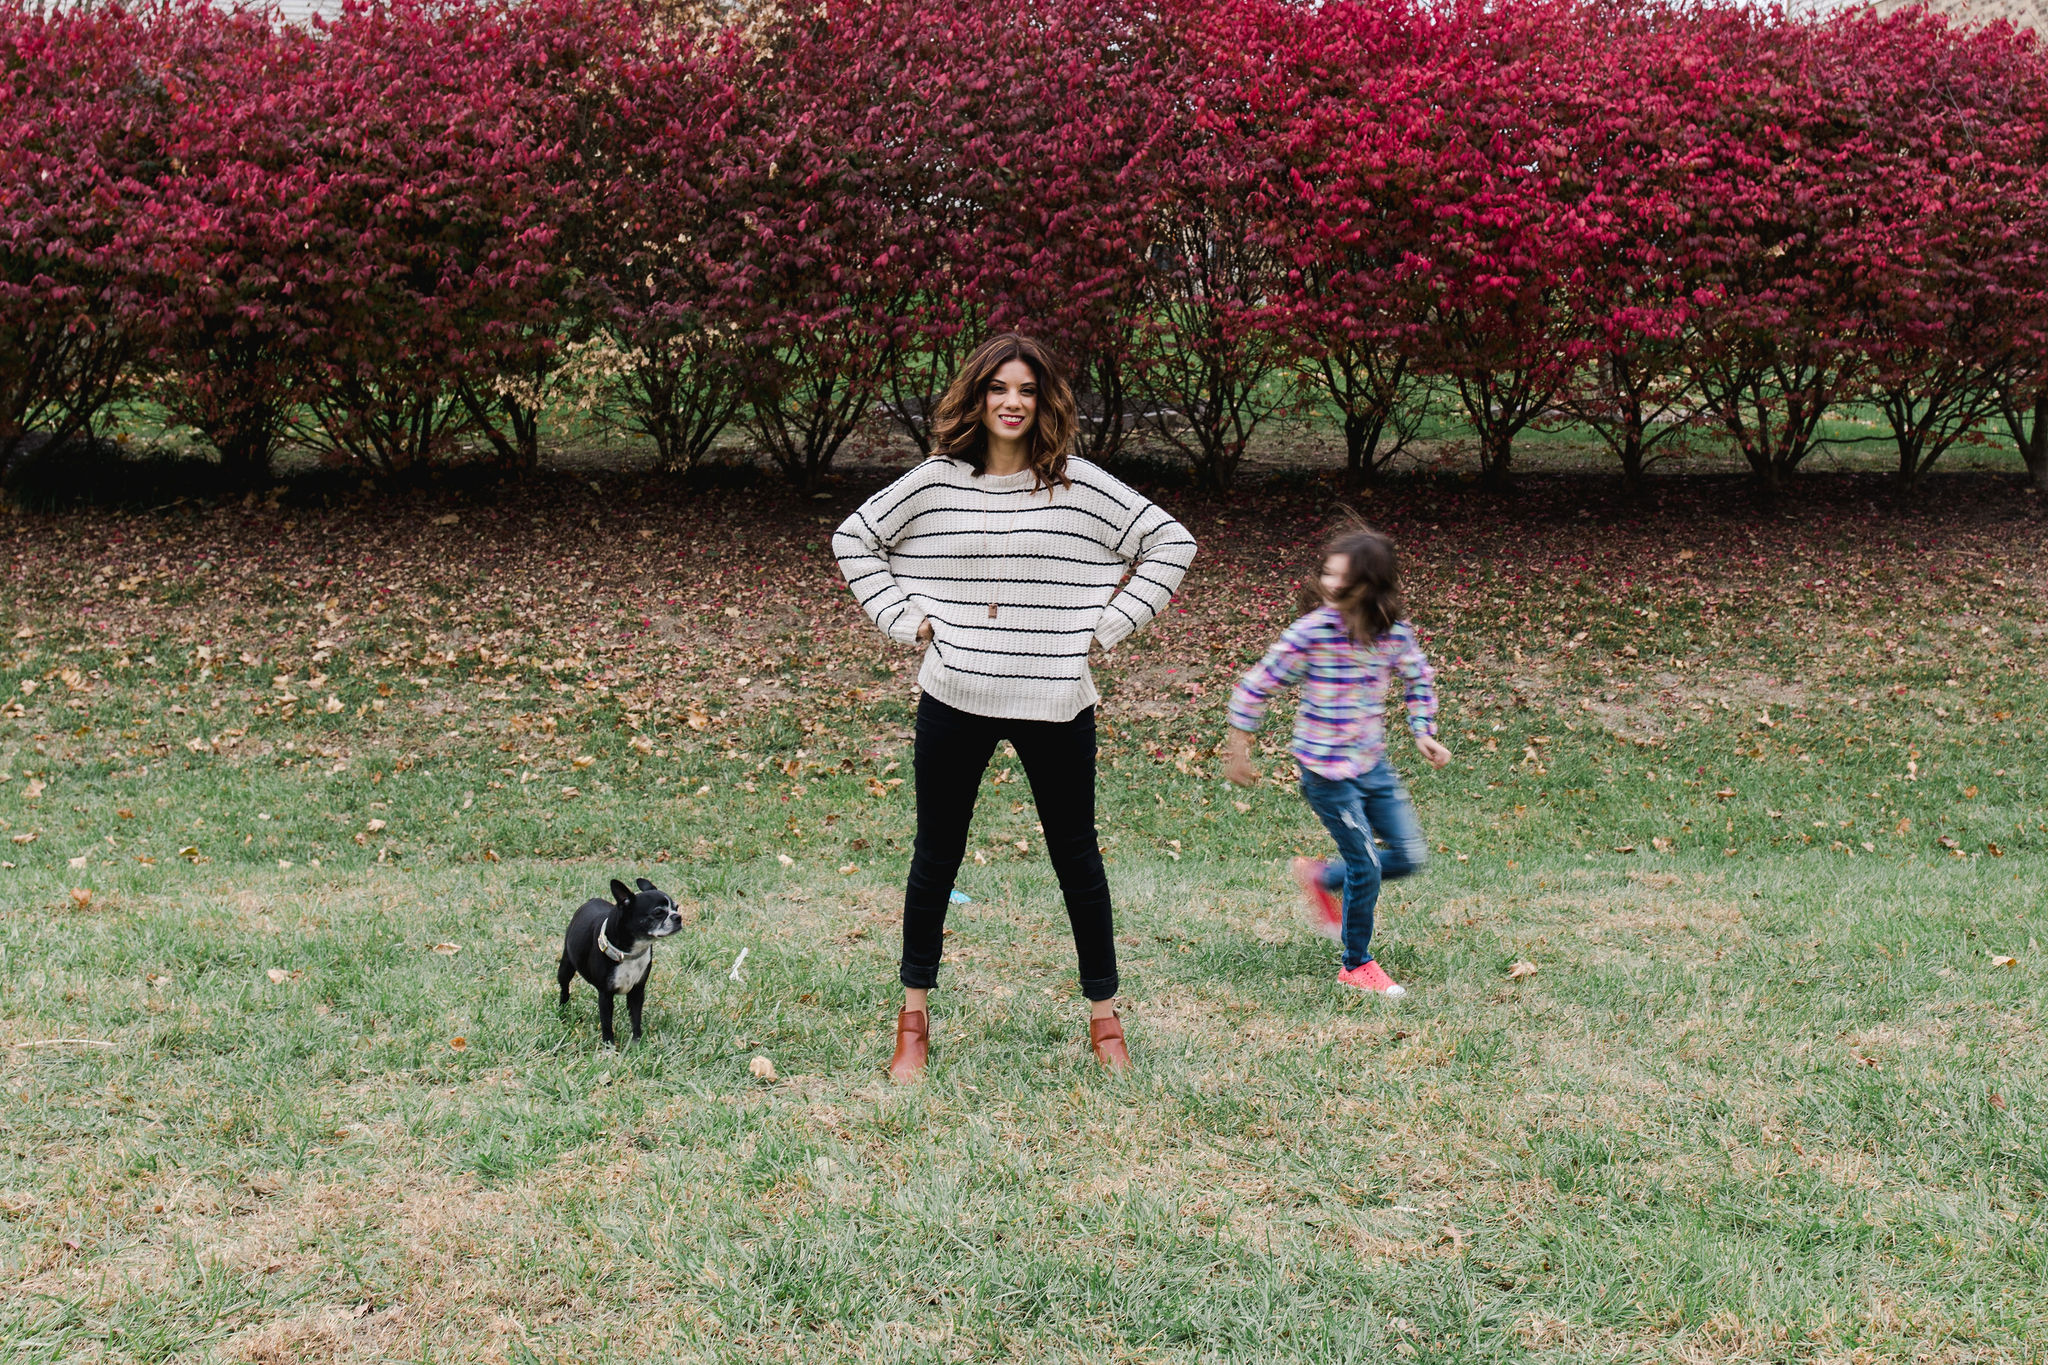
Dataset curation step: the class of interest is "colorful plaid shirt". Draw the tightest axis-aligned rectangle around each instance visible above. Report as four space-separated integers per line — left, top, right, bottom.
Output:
1227 608 1438 779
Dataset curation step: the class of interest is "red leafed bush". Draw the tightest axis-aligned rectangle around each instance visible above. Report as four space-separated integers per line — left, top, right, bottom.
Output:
580 10 750 474
138 4 312 487
864 0 1181 462
11 0 2048 495
151 0 589 477
0 0 166 473
1830 9 2048 489
1268 0 1437 482
295 0 589 474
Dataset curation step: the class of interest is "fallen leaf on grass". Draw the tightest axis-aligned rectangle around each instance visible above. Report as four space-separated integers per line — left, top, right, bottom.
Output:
22 779 44 800
749 1055 777 1081
777 853 794 867
67 855 87 870
365 819 387 834
1714 788 1736 800
1232 800 1251 814
838 863 857 875
1651 837 1674 853
265 968 303 984
572 754 595 769
429 943 461 955
322 695 343 713
449 1036 468 1050
1611 844 1636 854
69 888 91 909
1508 960 1539 980
1988 953 2018 968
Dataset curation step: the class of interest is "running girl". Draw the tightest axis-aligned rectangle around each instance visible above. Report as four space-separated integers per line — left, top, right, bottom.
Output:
1223 528 1450 996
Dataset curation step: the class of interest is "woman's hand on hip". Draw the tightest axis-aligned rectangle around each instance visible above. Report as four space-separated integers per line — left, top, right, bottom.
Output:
916 619 934 647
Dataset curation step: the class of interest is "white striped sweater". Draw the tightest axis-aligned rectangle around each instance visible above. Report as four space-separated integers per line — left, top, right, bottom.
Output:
834 457 1198 722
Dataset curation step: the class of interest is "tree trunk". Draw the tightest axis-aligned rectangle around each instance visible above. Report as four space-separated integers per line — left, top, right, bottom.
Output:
458 386 540 474
216 428 274 490
1344 410 1386 484
1617 434 1643 491
1478 426 1514 485
1894 432 1924 493
2027 392 2048 493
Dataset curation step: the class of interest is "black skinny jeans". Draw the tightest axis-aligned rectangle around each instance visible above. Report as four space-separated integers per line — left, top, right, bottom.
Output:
901 692 1118 1000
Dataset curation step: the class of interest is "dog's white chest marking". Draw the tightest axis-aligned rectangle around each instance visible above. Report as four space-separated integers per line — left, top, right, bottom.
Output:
609 953 651 993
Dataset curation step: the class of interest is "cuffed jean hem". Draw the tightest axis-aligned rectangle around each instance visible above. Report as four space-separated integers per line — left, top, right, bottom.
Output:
1079 974 1120 1002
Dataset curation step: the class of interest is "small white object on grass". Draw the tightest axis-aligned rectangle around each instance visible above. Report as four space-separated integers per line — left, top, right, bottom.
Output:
728 947 749 982
11 1038 114 1049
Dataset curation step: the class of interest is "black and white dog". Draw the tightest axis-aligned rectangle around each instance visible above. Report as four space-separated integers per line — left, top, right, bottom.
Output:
558 878 684 1045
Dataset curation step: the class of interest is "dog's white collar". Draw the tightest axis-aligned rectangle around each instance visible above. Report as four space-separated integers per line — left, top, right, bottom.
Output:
597 919 651 964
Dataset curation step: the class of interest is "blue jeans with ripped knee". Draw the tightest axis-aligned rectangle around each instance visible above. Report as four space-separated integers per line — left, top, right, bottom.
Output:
1298 760 1428 969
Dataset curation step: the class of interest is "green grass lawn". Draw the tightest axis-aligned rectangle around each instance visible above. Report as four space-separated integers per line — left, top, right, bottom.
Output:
0 470 2042 1362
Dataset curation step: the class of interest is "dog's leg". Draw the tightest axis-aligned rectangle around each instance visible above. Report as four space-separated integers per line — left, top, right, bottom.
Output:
597 990 616 1045
557 955 574 1007
627 976 647 1042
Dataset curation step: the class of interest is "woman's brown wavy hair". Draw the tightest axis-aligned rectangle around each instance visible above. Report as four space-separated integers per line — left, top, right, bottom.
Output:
928 333 1078 491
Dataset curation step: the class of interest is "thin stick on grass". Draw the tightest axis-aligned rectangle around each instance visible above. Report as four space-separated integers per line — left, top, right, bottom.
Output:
10 1039 116 1049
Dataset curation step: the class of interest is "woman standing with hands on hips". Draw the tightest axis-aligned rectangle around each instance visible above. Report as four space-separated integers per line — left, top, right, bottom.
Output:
833 334 1196 1082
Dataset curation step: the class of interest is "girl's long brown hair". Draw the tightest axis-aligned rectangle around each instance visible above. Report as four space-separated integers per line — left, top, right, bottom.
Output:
1298 527 1405 643
928 333 1078 491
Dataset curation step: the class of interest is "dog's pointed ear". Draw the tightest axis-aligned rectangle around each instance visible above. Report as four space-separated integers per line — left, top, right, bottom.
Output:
635 878 656 891
610 879 634 906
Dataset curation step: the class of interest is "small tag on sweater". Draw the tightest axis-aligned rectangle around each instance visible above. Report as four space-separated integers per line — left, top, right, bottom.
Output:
988 603 998 619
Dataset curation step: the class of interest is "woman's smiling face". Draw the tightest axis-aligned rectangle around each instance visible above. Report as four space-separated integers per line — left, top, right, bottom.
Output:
982 358 1038 445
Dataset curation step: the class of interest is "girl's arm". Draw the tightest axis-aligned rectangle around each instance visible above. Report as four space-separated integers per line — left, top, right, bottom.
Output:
1229 624 1313 733
1222 626 1312 786
831 468 936 645
1392 623 1451 768
1391 622 1438 739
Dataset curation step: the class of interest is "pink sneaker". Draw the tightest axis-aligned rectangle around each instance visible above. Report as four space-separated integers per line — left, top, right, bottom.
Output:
1291 857 1342 940
1338 961 1406 998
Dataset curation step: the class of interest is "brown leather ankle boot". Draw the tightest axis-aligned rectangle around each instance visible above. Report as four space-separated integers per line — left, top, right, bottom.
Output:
889 1008 929 1083
1089 1011 1130 1071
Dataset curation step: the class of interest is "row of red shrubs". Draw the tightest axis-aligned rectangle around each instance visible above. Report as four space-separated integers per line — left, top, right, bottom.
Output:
6 0 2048 493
